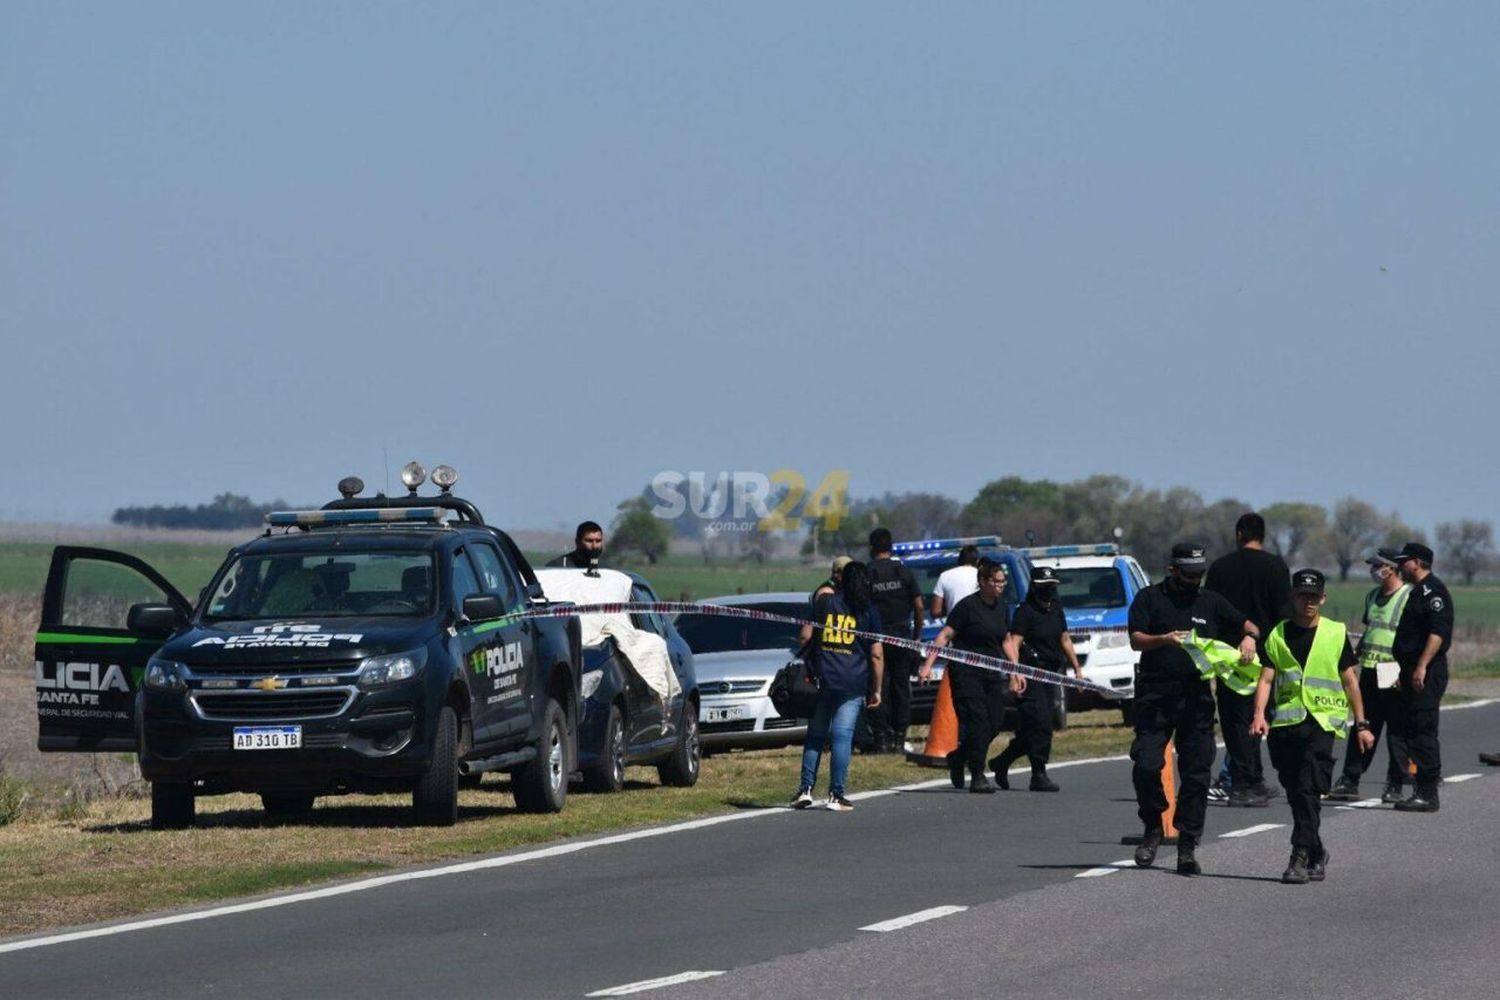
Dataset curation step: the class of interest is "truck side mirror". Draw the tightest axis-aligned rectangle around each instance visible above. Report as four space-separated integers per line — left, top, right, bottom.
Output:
462 594 506 623
526 581 546 603
127 603 183 637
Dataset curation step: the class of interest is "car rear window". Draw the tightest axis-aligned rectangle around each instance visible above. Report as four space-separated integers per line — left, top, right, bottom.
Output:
677 602 811 653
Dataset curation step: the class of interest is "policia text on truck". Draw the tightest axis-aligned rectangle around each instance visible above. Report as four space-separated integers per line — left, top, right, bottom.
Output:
34 464 582 829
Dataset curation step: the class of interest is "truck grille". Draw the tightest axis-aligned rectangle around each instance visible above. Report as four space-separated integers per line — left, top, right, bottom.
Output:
188 661 356 677
193 690 353 720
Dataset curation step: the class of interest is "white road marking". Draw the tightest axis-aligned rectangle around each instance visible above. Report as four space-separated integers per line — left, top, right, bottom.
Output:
1444 698 1498 711
1334 799 1386 810
1219 823 1284 838
1445 773 1482 783
586 971 725 996
0 750 1138 956
1075 859 1136 878
859 905 968 932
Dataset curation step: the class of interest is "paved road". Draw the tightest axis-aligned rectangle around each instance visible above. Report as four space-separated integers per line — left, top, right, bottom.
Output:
2 700 1497 999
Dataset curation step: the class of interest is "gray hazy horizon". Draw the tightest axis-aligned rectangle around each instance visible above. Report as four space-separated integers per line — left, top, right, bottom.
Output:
4 4 1495 536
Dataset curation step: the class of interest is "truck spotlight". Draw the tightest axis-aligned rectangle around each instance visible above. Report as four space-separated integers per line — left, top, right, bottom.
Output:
337 476 365 499
431 465 458 493
400 461 427 494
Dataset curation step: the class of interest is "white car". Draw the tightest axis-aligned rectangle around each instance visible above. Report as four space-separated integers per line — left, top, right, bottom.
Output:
1021 544 1148 721
676 592 815 752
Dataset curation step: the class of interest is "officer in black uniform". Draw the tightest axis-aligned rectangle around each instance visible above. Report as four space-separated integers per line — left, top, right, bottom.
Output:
920 558 1009 793
1128 542 1260 875
992 566 1083 791
866 528 925 753
1388 542 1455 812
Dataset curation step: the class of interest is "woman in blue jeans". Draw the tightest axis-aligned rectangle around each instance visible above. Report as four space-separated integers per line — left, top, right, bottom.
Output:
791 561 885 811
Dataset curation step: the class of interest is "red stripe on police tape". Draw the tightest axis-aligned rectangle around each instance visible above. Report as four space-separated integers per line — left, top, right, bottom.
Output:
500 601 1117 695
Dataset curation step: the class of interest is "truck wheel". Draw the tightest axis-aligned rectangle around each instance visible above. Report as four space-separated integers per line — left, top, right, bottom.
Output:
657 703 700 788
513 699 568 813
583 705 626 793
261 792 315 820
1051 688 1068 732
413 706 459 826
150 781 194 830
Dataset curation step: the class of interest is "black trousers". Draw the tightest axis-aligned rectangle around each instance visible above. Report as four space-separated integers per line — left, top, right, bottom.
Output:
995 677 1053 770
1339 668 1408 784
870 645 914 743
1214 684 1265 788
1395 662 1447 784
950 664 1007 777
1130 675 1216 840
1268 717 1335 855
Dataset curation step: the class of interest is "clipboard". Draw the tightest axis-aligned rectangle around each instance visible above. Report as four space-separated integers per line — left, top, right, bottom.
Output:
1375 661 1401 689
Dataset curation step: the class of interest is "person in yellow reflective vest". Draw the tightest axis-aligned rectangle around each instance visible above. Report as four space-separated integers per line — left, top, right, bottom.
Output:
1326 550 1412 802
1251 569 1374 884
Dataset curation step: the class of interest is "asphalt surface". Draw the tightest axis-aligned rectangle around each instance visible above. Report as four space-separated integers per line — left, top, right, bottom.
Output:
2 700 1497 999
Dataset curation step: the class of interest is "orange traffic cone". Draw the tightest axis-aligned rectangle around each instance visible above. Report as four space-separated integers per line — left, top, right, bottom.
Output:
906 670 959 766
1121 738 1180 845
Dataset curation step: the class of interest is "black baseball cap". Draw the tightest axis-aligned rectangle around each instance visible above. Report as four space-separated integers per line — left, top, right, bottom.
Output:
1170 542 1208 573
1291 568 1326 595
1390 542 1434 566
1032 565 1059 586
1365 551 1398 568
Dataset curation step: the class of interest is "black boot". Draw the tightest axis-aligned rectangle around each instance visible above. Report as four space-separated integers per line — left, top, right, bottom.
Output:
1380 781 1406 804
1029 770 1060 792
1282 848 1310 884
1394 783 1440 812
988 748 1018 790
947 751 965 790
1134 828 1163 868
1308 847 1328 882
1325 775 1360 802
969 772 998 794
1176 836 1201 876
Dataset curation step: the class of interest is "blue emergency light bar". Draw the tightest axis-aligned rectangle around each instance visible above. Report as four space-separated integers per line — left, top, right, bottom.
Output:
1019 543 1120 558
266 507 447 527
891 534 1002 555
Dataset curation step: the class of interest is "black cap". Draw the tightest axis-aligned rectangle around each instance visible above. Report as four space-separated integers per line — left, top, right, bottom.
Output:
1170 542 1208 573
1365 551 1398 568
1031 565 1059 586
1391 542 1434 566
1291 568 1326 595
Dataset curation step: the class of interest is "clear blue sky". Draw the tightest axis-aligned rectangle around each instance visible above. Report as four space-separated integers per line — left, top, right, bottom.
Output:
3 3 1495 533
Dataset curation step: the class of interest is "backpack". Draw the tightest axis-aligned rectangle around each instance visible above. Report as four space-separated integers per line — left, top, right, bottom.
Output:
770 639 821 719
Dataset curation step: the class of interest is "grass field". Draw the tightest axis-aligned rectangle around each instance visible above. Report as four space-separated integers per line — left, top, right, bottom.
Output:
0 713 1132 937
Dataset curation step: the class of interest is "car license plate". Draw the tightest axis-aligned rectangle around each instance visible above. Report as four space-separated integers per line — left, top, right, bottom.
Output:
704 706 747 723
233 726 302 750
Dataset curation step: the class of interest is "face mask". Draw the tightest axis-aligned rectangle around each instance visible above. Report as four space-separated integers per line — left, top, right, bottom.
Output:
1370 567 1387 583
1173 574 1201 596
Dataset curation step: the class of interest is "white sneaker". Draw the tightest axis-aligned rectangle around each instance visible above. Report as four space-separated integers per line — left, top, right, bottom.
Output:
825 793 854 812
790 788 814 809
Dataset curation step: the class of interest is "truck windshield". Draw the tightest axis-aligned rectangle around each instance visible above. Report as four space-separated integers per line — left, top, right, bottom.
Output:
676 602 811 653
203 551 436 620
1055 566 1127 609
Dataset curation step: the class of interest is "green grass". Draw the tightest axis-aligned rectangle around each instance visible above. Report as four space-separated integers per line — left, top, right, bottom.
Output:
1321 580 1500 631
1453 657 1500 679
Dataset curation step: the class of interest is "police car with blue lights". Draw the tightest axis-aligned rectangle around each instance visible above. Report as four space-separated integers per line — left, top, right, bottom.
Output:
1019 542 1147 722
34 464 585 828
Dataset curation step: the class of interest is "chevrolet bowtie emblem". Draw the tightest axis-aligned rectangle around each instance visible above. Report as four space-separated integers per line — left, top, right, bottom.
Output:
253 675 288 691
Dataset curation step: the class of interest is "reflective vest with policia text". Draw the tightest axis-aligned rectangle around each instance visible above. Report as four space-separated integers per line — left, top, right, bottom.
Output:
1358 584 1411 669
1265 618 1350 737
1184 632 1261 695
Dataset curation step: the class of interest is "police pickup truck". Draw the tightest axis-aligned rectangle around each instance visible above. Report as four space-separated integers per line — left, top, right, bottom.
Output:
34 466 581 828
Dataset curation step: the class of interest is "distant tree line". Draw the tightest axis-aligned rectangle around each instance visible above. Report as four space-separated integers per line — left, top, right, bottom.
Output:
111 493 291 530
789 475 1493 584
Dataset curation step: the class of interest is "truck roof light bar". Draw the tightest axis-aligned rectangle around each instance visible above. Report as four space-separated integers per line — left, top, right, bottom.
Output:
1019 543 1121 558
891 534 1002 554
266 507 447 528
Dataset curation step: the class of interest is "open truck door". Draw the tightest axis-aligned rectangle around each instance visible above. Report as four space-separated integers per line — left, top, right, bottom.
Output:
35 546 192 752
